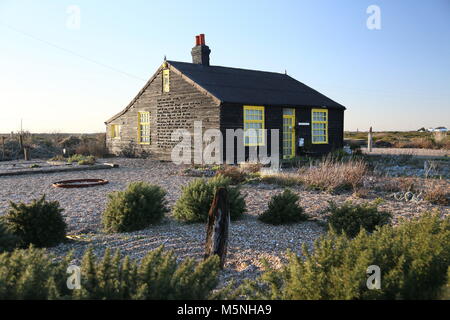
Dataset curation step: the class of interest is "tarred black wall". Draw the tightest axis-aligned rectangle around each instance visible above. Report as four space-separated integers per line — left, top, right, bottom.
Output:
220 103 344 162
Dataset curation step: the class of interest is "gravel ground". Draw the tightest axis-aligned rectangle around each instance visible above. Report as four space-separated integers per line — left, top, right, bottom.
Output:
361 147 449 157
0 158 448 285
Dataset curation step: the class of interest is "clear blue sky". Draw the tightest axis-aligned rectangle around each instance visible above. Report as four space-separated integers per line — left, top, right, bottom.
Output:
1 0 449 133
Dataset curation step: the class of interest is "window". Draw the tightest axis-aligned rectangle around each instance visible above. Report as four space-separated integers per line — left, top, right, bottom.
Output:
163 69 170 93
110 124 120 139
311 109 328 144
138 111 150 144
243 106 265 146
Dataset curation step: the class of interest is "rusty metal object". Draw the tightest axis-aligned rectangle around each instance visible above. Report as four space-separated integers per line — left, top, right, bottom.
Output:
52 179 109 188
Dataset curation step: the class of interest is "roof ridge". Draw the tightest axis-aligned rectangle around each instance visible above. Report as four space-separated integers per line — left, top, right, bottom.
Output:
167 60 288 76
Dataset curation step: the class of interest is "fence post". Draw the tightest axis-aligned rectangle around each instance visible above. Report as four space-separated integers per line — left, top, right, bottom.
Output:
368 127 373 152
204 187 230 269
24 147 31 161
1 136 5 160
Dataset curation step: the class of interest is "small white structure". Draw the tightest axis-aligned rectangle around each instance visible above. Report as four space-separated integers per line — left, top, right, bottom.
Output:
426 127 448 132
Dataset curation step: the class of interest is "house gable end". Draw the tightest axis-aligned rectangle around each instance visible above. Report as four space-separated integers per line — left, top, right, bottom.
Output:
105 62 222 124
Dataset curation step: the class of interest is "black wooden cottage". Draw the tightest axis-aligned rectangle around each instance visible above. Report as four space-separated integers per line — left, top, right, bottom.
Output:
105 34 346 162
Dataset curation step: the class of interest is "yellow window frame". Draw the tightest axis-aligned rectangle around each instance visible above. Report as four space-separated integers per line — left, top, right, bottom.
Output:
311 108 328 144
243 105 265 146
110 124 120 139
283 108 296 159
162 69 170 93
137 111 150 145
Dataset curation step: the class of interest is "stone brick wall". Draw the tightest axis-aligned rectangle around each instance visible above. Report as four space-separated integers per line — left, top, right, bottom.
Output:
106 66 220 160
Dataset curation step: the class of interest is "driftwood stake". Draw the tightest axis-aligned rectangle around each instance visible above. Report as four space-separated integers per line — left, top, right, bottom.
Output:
204 187 230 269
1 136 5 160
368 126 373 152
24 147 30 161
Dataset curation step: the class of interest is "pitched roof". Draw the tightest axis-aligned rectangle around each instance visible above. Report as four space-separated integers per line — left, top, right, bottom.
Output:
106 60 346 124
168 60 346 110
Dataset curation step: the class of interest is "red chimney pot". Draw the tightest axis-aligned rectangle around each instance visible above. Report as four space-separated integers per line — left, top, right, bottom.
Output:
199 34 205 45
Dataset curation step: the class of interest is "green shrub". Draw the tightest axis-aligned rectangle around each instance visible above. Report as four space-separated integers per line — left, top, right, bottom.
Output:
0 219 19 253
4 195 67 248
0 246 220 300
0 247 72 299
67 154 96 165
258 189 308 225
440 267 450 299
78 156 96 165
173 175 246 223
67 154 85 163
326 201 391 238
75 246 220 300
242 212 450 300
102 182 169 233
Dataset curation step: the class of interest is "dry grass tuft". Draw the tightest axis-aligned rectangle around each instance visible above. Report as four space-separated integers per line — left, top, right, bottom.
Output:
424 180 450 206
216 165 248 184
239 162 263 174
259 172 302 187
298 158 368 193
75 133 108 158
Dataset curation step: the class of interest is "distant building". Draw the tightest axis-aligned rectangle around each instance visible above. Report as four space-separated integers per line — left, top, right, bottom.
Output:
427 127 448 132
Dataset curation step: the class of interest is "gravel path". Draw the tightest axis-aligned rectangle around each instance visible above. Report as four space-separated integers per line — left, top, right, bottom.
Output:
0 158 447 285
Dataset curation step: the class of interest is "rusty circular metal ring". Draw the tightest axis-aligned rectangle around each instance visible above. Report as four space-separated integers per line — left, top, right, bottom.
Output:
52 179 109 188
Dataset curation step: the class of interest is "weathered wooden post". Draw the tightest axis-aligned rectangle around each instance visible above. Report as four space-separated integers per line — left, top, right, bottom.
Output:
24 147 30 161
204 187 230 269
368 127 373 152
1 136 5 160
18 134 23 151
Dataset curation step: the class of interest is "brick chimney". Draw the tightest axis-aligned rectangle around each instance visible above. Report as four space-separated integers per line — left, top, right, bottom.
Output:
191 34 211 66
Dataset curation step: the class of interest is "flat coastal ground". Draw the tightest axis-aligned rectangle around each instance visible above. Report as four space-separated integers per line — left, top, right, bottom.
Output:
0 158 447 285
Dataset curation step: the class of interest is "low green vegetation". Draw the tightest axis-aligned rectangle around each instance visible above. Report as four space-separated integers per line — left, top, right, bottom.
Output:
242 213 450 300
3 195 67 248
326 200 392 238
0 246 220 300
173 175 246 223
0 220 19 253
258 189 308 225
102 182 169 233
67 154 96 165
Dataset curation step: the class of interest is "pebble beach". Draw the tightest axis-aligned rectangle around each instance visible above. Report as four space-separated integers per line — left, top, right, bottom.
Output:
0 158 447 285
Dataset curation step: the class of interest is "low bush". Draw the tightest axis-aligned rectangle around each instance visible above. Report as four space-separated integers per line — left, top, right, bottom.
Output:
0 246 220 300
326 201 391 238
0 247 72 299
67 154 85 163
259 189 308 225
239 162 262 174
216 165 247 184
102 182 169 233
173 175 246 223
67 154 96 165
74 246 220 299
0 219 19 253
242 212 450 300
298 157 368 193
259 172 301 187
75 133 108 158
424 181 449 206
3 195 67 248
440 267 450 299
78 155 96 165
